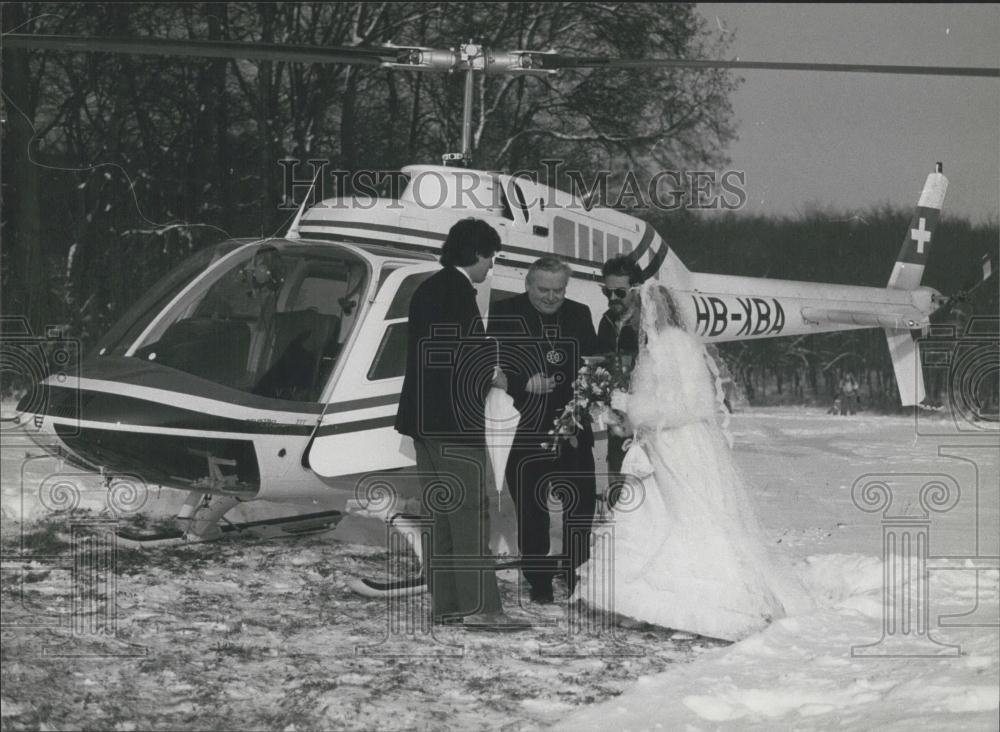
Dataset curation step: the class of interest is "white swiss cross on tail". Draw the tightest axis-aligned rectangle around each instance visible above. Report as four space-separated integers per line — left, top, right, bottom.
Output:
887 165 947 291
911 217 932 254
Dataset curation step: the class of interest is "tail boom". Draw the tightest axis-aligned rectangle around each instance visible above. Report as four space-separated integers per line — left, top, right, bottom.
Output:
680 274 936 342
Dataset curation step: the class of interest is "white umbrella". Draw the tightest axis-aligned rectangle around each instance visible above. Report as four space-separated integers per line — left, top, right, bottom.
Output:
483 339 520 505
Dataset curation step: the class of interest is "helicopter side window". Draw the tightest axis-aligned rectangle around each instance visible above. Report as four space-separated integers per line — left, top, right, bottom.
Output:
368 285 519 382
553 216 575 258
385 271 433 319
367 271 433 381
367 323 408 381
594 234 619 259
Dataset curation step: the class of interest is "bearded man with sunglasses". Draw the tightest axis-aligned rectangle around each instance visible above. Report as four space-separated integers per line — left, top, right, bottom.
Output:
597 256 642 359
597 256 642 493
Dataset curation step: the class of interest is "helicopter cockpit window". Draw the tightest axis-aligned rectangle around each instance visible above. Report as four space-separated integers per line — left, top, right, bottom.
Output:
131 243 368 402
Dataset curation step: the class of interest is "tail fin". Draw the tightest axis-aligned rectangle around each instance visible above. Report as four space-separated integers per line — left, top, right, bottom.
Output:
886 329 924 406
884 165 948 406
887 164 948 290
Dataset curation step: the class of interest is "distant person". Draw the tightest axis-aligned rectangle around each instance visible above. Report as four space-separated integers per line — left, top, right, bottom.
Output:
839 373 860 415
395 218 524 631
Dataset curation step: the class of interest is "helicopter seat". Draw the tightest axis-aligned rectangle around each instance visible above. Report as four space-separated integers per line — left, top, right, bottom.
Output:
253 309 342 401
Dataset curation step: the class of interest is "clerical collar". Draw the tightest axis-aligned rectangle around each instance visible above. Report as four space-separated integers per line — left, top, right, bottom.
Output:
535 308 561 325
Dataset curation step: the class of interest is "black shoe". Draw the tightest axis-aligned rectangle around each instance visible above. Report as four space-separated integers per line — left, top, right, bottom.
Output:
461 612 532 633
529 585 554 604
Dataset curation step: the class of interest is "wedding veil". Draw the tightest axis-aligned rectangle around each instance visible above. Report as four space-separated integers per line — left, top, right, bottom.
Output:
630 281 732 439
627 281 716 431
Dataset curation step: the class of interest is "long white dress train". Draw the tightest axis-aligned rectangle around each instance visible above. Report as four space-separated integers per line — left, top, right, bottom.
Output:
574 289 810 641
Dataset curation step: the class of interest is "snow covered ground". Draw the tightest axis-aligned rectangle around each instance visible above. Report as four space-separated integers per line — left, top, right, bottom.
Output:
1 407 997 730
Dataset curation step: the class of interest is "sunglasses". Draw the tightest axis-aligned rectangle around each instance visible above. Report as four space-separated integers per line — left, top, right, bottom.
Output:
602 287 629 300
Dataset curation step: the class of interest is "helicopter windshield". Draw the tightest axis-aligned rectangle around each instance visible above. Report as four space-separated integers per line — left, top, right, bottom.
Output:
128 241 368 402
91 240 246 360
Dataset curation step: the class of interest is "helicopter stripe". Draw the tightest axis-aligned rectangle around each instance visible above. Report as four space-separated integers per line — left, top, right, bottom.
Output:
314 416 397 437
624 222 656 263
67 376 323 420
42 385 316 436
640 239 670 281
300 219 447 242
324 393 400 413
62 360 326 416
299 225 606 280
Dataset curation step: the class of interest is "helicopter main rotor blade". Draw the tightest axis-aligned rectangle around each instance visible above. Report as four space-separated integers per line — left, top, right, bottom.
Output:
537 55 1000 78
2 34 394 67
6 34 997 78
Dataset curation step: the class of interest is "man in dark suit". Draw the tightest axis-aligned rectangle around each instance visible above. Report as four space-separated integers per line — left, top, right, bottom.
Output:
596 256 642 484
488 257 598 603
395 218 521 630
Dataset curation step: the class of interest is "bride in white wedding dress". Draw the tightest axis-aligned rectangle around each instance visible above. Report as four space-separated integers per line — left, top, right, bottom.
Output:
574 282 811 642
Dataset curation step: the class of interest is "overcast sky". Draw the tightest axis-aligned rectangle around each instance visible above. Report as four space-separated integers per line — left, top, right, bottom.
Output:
695 3 999 223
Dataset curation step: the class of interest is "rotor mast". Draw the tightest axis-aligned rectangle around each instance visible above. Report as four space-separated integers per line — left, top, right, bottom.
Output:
385 41 552 167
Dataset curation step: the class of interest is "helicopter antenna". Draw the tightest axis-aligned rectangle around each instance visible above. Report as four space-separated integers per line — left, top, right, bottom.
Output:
285 166 323 239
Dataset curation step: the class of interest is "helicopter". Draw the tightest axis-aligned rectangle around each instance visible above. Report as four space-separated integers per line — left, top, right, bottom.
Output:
3 31 996 548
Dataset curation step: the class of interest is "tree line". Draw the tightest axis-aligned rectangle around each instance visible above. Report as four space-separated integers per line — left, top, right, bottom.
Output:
2 1 735 342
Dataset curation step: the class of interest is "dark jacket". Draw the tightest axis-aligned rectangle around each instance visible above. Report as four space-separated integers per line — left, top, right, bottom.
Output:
395 266 491 441
488 293 598 447
597 311 639 357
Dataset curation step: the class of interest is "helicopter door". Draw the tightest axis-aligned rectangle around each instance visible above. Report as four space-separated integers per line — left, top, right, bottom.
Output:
305 262 492 479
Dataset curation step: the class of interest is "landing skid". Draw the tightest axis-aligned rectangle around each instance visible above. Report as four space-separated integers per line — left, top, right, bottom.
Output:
348 574 428 598
115 509 344 547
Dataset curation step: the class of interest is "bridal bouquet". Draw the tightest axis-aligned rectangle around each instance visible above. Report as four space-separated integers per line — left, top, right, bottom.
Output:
545 353 634 451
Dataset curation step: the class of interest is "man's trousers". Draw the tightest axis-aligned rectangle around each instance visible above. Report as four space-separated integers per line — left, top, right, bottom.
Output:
413 438 501 620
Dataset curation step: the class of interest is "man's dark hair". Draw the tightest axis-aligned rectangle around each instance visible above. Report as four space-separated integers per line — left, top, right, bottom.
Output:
439 218 502 267
601 255 642 284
